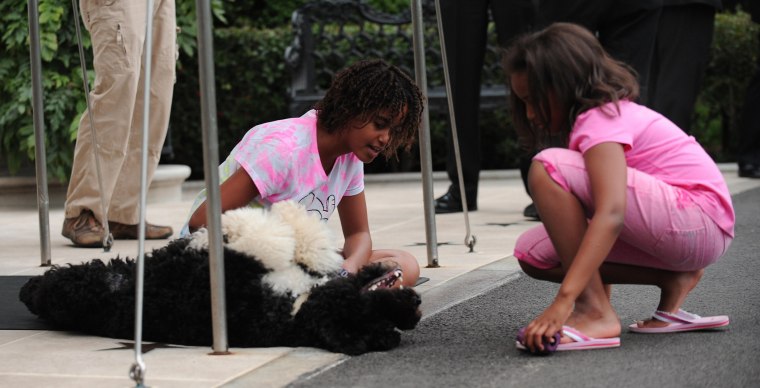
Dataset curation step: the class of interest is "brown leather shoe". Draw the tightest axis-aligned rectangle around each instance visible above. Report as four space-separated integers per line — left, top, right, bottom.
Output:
61 209 105 247
108 221 173 240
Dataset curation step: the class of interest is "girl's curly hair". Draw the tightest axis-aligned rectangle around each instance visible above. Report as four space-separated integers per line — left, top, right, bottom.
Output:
502 22 640 149
315 59 425 159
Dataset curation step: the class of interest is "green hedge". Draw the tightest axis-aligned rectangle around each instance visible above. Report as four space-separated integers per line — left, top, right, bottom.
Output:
694 8 759 161
169 25 292 178
1 0 84 180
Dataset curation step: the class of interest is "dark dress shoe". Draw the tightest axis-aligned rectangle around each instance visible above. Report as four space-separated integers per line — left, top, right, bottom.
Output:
523 203 540 220
108 221 173 240
739 162 760 179
434 191 477 214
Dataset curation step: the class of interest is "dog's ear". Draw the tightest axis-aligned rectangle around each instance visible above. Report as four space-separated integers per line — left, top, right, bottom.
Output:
220 207 296 271
271 200 343 275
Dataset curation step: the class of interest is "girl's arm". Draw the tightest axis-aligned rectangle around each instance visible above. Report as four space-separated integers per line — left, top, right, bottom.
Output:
187 168 260 232
336 191 373 274
558 142 627 300
527 142 628 346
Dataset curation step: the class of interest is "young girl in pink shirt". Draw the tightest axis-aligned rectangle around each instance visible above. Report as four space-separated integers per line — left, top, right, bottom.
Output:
185 59 424 287
505 23 734 353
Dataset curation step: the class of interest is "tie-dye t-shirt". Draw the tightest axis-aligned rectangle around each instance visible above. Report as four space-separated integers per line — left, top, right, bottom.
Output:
181 110 364 236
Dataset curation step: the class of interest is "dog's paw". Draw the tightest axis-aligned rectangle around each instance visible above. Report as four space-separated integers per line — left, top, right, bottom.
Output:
186 228 209 251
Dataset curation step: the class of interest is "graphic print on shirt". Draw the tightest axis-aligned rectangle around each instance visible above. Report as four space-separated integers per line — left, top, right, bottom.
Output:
299 192 336 221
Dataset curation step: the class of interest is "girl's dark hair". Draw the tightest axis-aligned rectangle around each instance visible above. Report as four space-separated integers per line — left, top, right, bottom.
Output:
315 59 424 159
502 22 639 149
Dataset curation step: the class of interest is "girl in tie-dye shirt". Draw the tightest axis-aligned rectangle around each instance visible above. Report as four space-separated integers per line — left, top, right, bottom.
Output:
184 59 424 287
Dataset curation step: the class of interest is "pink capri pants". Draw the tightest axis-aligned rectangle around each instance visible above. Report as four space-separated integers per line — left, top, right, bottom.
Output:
514 148 732 272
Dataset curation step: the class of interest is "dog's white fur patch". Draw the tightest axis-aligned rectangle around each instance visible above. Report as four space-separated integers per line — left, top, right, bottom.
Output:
221 207 296 273
185 202 342 302
270 201 344 274
263 267 330 299
186 228 210 251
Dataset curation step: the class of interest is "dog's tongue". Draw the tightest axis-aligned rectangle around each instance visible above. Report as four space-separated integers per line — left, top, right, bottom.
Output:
361 267 403 292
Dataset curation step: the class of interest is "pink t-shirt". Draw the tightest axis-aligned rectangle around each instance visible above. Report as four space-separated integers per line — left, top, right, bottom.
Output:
569 100 735 237
182 110 364 235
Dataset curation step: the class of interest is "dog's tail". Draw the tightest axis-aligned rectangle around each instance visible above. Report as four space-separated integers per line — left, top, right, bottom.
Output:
18 275 43 315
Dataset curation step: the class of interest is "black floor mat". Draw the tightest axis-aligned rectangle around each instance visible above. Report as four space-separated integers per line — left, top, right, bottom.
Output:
0 276 54 330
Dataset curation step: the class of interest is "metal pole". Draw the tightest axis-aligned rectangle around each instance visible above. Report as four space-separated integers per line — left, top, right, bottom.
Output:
129 1 154 385
71 0 114 252
433 0 476 252
195 0 229 354
411 0 439 268
27 0 51 267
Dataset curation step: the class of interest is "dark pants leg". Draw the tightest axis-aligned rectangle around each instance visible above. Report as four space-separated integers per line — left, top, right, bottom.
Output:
440 0 536 205
440 0 490 205
737 29 760 171
537 0 660 104
647 4 716 132
597 6 661 105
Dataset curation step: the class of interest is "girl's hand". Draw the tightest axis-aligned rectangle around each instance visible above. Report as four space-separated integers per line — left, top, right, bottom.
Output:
523 299 573 353
341 259 360 275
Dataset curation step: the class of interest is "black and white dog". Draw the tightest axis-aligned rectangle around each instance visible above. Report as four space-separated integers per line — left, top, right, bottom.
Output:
19 201 421 355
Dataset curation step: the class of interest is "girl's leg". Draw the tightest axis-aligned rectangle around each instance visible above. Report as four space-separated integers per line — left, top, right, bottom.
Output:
520 259 704 329
369 249 420 288
528 160 621 339
599 263 704 329
519 147 730 332
517 227 705 314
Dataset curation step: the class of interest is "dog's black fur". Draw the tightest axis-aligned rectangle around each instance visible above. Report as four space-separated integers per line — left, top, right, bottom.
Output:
19 237 421 355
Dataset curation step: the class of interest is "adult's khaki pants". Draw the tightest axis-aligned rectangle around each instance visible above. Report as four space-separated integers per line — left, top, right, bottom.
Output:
65 0 176 225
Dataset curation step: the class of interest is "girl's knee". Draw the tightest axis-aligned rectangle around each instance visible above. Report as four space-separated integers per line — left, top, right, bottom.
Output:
518 259 564 282
395 251 420 287
534 148 583 164
518 259 542 277
526 160 546 194
370 249 420 287
530 148 585 194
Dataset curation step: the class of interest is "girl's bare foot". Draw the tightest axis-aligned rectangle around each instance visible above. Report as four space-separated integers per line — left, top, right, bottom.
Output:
563 308 621 342
634 269 704 329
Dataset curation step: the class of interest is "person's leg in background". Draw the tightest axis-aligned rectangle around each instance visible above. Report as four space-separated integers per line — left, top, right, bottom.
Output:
646 2 719 131
493 0 539 219
535 0 660 104
527 0 611 220
63 0 147 247
108 0 176 239
736 0 760 178
597 1 662 105
436 0 537 214
435 0 490 214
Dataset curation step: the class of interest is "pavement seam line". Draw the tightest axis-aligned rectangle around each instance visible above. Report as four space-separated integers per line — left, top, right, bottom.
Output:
421 271 523 321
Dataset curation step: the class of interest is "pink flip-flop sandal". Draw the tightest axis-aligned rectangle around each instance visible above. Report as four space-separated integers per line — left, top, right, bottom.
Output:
516 325 620 352
628 309 730 333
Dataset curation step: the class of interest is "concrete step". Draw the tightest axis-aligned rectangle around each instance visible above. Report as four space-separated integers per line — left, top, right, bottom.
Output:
0 164 191 209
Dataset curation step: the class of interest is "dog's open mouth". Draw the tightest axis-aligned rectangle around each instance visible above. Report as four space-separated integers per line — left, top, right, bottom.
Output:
361 266 404 292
